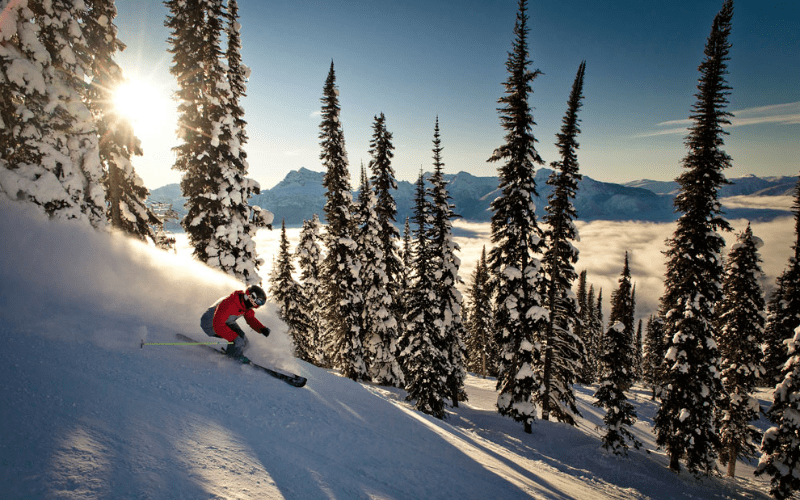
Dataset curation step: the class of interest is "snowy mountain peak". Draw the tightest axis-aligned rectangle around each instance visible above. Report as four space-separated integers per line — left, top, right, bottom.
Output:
273 167 325 190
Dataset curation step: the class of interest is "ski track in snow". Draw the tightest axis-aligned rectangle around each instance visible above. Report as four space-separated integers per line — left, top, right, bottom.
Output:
0 198 776 499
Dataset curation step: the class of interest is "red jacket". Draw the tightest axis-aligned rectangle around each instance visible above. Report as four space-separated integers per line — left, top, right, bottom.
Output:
208 291 266 342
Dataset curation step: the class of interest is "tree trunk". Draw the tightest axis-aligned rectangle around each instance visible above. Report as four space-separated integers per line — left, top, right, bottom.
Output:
727 444 737 477
541 260 560 422
669 450 681 472
450 380 459 408
109 164 121 228
541 344 553 421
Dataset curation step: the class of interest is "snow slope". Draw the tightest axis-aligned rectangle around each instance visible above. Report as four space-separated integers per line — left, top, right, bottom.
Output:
0 198 775 499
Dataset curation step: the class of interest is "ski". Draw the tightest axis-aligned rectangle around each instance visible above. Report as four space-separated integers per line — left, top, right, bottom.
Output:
176 334 307 388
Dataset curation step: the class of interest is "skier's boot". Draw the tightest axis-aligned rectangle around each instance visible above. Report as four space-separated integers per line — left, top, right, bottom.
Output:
225 336 249 363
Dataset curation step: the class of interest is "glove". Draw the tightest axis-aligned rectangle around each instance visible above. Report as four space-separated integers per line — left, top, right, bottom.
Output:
260 326 271 338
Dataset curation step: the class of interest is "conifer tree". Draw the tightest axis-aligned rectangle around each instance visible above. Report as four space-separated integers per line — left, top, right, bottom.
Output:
633 317 643 380
594 253 641 455
756 325 800 500
540 61 587 424
0 3 42 174
368 113 403 321
654 0 734 474
575 271 593 383
357 164 403 387
762 176 800 385
269 219 310 359
596 289 604 327
763 275 790 385
166 0 216 252
592 288 606 382
629 284 640 379
296 214 326 366
428 119 468 407
318 62 365 381
223 0 271 227
355 163 370 225
225 0 248 167
402 171 449 419
465 247 497 378
166 0 268 284
48 0 107 227
716 223 765 477
582 284 602 383
0 0 106 225
488 0 547 435
397 217 413 344
642 315 666 400
83 0 160 241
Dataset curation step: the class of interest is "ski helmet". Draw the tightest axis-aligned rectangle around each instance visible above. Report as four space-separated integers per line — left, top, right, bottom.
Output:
245 285 266 308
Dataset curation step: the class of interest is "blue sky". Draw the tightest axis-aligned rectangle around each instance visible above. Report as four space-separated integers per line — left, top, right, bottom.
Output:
113 0 799 190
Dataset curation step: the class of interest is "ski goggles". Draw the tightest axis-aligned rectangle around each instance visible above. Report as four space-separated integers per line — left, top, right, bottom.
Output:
248 293 265 308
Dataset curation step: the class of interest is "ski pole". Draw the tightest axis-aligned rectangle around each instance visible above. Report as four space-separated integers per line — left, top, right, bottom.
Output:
140 339 233 349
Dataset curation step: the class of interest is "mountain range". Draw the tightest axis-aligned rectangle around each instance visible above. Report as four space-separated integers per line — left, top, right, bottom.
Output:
149 168 795 230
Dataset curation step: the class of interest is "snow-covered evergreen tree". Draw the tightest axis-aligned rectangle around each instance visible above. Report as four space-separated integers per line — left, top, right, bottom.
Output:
756 325 800 500
223 0 271 229
318 62 365 381
763 274 790 385
594 252 641 455
225 0 248 170
355 163 369 225
356 164 403 387
540 61 587 424
166 0 269 284
166 0 216 250
401 171 450 419
487 0 548 435
575 271 592 383
296 214 327 366
592 288 606 383
633 317 643 381
642 315 666 400
428 118 467 407
465 246 497 378
368 112 403 324
582 283 603 384
0 0 106 226
397 216 413 345
762 176 800 386
269 219 310 360
82 0 160 241
716 223 765 477
654 0 734 474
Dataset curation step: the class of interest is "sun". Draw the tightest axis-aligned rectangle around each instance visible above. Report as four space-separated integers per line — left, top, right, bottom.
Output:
113 79 177 139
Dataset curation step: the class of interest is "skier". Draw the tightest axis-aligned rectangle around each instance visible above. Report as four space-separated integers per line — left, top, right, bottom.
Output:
201 285 271 359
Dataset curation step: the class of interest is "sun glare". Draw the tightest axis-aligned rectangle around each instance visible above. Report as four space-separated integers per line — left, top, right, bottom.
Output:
113 79 176 138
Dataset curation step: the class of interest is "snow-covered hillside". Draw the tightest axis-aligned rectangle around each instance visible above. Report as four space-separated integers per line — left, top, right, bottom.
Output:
0 198 775 499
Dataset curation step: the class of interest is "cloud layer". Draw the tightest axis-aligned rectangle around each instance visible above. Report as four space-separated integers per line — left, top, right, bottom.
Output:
248 214 796 328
